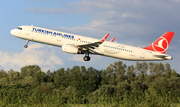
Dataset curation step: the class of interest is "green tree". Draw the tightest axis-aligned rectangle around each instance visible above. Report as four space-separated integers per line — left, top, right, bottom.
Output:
165 63 172 78
106 64 117 85
116 80 130 96
86 67 100 92
38 82 54 94
130 81 146 92
63 68 71 88
70 66 81 91
114 61 127 83
0 70 8 79
126 65 135 82
54 68 65 88
92 85 116 97
149 62 165 78
8 69 20 85
20 65 41 78
80 66 88 95
0 70 9 86
136 62 148 81
33 70 46 86
100 70 108 85
20 76 35 87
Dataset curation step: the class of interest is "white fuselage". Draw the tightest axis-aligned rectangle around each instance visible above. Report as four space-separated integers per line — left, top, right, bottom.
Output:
10 25 172 61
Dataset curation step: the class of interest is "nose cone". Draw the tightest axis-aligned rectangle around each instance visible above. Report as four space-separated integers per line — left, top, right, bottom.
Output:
10 29 15 35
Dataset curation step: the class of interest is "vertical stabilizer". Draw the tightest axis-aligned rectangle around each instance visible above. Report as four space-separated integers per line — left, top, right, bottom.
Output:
143 31 174 54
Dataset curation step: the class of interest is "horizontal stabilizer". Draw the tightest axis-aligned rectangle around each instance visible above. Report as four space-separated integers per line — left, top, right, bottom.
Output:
154 54 172 60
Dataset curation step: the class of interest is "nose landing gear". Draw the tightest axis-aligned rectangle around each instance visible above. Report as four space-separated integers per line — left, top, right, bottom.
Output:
24 40 29 48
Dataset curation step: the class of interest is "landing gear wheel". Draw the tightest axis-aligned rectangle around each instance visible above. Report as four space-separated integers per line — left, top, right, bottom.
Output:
24 40 29 48
83 56 91 61
24 45 28 48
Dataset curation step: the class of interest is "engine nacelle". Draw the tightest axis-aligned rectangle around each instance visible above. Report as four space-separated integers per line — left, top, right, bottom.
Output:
62 44 83 54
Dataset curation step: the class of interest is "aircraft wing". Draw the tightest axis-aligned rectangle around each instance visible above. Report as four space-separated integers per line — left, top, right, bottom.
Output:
77 41 103 49
77 33 109 54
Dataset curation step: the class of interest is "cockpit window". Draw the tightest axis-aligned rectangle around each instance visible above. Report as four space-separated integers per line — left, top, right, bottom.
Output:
17 27 22 30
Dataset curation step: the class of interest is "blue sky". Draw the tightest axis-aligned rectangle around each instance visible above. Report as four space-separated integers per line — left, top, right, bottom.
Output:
0 0 180 72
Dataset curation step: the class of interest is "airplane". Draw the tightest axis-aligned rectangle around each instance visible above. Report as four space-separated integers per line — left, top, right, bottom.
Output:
10 25 174 61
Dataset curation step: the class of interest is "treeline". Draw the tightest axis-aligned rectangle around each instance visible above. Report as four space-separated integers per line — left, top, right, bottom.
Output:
0 61 180 106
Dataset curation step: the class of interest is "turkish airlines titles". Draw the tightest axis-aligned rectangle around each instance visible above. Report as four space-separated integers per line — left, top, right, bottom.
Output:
32 28 75 39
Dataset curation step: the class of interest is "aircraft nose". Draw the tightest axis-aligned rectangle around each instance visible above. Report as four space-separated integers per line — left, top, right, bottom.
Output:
10 29 15 35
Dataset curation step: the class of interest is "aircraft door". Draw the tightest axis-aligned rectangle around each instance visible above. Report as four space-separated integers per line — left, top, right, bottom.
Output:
140 50 145 59
25 27 31 35
24 26 34 40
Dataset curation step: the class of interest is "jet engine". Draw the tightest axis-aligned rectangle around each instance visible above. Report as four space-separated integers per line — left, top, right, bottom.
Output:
62 44 84 54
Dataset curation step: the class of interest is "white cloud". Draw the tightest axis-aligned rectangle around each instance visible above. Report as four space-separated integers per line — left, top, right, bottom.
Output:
173 0 180 2
122 12 142 18
25 0 113 14
0 44 64 72
68 54 84 62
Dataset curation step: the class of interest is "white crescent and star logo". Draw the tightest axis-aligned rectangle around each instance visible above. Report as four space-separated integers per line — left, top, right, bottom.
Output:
152 37 168 53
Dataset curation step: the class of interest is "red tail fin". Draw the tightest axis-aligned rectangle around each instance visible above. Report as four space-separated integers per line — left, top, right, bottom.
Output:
143 31 174 54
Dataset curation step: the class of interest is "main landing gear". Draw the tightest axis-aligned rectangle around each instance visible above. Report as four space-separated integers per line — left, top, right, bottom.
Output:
83 53 91 61
24 40 29 48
